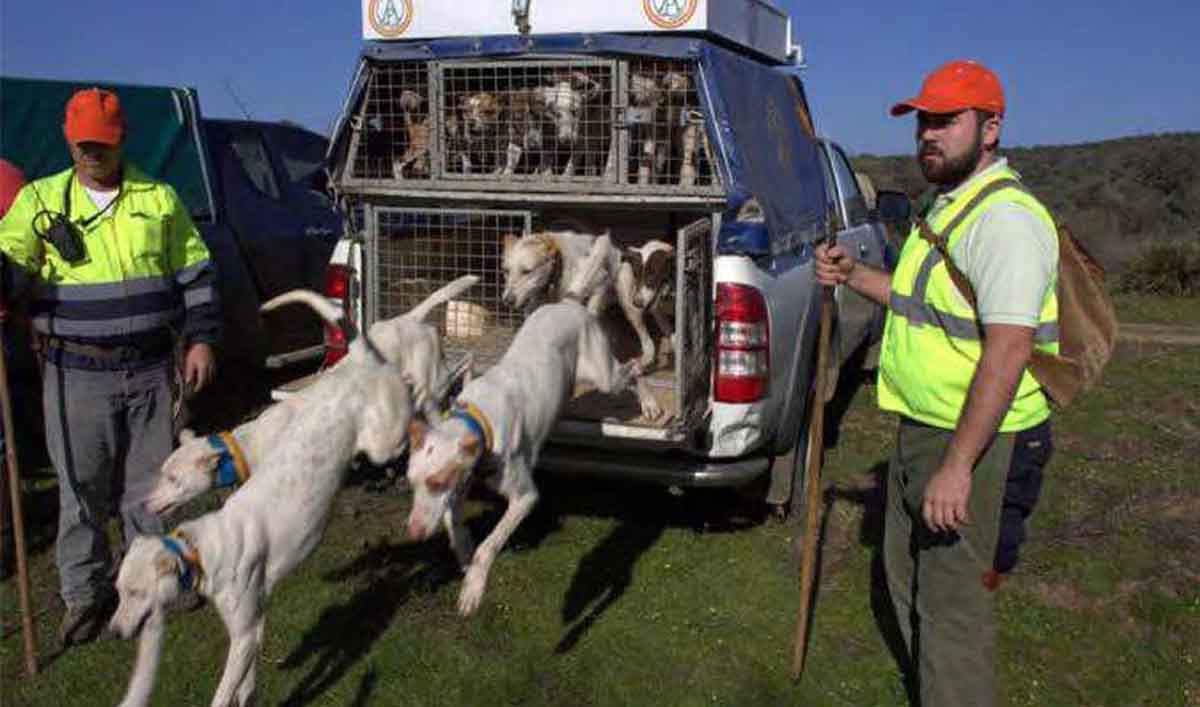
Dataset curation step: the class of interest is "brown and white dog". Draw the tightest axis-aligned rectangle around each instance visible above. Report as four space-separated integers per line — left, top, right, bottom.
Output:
392 89 431 179
616 239 676 369
457 92 505 174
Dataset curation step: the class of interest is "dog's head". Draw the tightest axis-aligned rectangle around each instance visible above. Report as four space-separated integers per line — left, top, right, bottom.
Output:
146 429 221 516
109 535 185 640
625 244 676 309
404 418 484 541
501 232 560 311
460 92 502 138
536 72 601 144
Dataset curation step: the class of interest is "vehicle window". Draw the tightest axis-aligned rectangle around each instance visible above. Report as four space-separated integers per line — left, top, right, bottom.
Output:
270 126 328 186
230 129 281 200
815 147 842 230
829 144 869 227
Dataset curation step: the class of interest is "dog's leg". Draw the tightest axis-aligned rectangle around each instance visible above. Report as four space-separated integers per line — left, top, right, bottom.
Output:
209 594 263 707
618 291 656 371
442 502 475 571
458 468 538 616
234 617 266 707
652 305 675 360
117 610 166 707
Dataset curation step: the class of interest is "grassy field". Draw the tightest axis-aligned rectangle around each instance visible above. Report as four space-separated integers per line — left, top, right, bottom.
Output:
2 297 1197 706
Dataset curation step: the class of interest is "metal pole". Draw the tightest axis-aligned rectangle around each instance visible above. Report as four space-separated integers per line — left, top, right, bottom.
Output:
790 284 833 681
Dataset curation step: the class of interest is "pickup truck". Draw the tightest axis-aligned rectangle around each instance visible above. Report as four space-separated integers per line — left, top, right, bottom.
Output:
0 76 342 371
300 0 894 505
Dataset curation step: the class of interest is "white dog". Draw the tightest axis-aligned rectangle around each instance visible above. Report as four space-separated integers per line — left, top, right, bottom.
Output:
143 275 479 517
110 290 413 707
503 227 679 376
406 247 659 615
616 239 676 370
405 296 652 616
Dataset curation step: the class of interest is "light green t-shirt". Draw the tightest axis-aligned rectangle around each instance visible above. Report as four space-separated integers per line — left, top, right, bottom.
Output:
927 158 1058 328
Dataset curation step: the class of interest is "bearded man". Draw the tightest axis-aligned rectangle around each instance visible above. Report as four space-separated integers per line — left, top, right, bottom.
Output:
814 60 1059 706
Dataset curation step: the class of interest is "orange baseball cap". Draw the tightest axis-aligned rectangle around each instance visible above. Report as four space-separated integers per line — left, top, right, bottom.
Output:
890 60 1005 117
63 87 125 145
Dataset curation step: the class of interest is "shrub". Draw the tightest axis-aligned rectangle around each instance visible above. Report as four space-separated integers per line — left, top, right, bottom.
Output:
1117 240 1200 296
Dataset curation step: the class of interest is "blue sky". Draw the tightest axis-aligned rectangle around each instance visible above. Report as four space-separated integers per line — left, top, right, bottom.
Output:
2 1 1196 156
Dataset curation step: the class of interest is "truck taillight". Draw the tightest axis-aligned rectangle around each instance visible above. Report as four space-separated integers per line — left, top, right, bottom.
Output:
322 264 354 368
714 282 769 403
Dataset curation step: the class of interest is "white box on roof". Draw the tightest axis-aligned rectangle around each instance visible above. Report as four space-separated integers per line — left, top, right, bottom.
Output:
362 0 796 64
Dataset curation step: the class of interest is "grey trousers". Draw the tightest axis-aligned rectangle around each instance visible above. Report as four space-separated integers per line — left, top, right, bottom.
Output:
44 360 173 609
884 417 1014 707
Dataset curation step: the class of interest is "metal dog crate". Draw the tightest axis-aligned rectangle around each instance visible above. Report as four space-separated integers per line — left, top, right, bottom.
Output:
363 203 714 428
367 206 530 365
340 56 722 198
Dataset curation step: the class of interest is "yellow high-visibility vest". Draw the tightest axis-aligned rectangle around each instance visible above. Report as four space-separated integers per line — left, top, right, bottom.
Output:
877 166 1059 432
0 164 215 345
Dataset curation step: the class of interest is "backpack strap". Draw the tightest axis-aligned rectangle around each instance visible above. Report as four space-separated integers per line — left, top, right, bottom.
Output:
914 177 1029 310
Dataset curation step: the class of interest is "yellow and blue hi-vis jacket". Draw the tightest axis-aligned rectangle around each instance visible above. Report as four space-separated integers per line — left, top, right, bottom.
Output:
0 163 219 368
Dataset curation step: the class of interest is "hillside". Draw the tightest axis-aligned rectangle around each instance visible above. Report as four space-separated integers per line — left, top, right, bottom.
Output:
852 132 1200 270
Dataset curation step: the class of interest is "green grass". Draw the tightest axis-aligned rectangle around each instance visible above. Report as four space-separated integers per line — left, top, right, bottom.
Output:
3 308 1198 706
1112 292 1199 325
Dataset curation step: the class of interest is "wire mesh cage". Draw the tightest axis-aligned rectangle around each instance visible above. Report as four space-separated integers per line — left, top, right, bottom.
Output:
351 61 433 181
341 57 722 196
371 207 530 365
624 59 717 189
437 59 617 181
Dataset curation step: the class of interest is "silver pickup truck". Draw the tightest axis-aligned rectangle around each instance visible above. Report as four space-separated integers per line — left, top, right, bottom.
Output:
294 11 892 505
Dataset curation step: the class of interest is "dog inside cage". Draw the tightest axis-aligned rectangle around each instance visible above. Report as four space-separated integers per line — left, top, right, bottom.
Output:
440 60 616 179
353 61 433 181
625 60 716 188
349 58 718 191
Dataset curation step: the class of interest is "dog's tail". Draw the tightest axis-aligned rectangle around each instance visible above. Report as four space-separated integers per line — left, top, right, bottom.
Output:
405 274 480 323
564 233 613 304
118 610 165 707
261 289 385 363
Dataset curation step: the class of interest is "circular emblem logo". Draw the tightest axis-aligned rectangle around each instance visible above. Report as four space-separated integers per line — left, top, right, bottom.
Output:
368 0 414 38
643 0 699 29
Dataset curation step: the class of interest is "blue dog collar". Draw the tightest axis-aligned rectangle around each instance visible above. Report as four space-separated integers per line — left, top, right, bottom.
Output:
206 433 250 488
160 534 200 592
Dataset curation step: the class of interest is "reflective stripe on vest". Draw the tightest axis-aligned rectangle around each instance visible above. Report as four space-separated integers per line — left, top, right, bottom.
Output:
877 167 1058 432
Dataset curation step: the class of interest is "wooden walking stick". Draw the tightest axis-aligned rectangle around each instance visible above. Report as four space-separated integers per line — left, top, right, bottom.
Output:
790 273 835 680
0 302 38 675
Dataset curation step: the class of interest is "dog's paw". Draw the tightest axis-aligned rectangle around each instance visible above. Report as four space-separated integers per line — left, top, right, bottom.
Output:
457 567 487 616
639 394 664 422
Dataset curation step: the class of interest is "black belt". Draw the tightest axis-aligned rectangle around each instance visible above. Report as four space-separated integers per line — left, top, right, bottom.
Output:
36 334 173 363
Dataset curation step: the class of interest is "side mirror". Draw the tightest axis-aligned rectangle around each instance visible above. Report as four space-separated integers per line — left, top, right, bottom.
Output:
874 190 911 224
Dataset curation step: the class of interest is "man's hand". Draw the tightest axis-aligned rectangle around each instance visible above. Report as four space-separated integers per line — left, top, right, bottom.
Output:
814 242 856 287
922 461 972 533
183 342 217 394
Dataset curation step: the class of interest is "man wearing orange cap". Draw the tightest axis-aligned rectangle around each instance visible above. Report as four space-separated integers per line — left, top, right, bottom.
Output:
0 88 220 646
815 61 1058 705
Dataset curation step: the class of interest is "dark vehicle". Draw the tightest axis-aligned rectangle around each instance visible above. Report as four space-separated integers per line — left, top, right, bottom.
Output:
0 76 342 369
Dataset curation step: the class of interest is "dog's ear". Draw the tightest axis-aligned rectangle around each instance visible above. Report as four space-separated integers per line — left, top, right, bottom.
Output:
155 553 178 579
179 427 197 443
408 420 428 450
503 233 518 253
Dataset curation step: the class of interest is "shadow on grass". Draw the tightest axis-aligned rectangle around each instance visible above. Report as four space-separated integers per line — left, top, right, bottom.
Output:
528 475 766 655
278 540 457 707
826 460 916 702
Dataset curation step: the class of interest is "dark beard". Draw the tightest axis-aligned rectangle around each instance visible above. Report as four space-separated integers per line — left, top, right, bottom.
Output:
918 128 984 187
